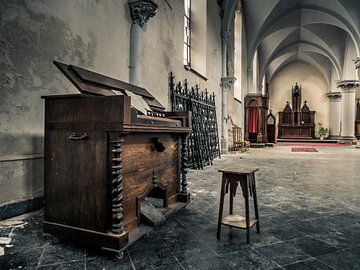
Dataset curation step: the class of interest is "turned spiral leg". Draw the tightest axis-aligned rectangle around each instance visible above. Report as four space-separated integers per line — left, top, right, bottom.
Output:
180 135 188 194
111 142 124 234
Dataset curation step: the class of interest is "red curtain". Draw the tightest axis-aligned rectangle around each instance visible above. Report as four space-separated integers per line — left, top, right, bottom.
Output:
248 108 259 133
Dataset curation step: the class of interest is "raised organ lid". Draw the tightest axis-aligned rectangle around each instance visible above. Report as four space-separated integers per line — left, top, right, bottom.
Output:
53 61 165 114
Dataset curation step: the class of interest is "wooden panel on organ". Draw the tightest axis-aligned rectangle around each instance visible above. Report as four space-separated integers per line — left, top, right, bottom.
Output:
42 61 191 254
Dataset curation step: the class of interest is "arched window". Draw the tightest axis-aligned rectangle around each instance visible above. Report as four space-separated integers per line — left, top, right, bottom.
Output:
183 0 207 78
234 9 242 101
183 0 191 66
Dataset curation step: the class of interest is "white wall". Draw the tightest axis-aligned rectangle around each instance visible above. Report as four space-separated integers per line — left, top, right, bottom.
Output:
0 0 225 207
269 61 330 138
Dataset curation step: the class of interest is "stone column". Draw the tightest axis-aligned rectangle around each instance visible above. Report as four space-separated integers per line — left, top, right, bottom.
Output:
128 0 158 86
326 92 342 139
336 80 360 142
220 76 235 153
220 30 235 154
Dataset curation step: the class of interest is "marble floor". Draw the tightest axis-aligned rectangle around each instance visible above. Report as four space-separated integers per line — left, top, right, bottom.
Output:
1 144 360 269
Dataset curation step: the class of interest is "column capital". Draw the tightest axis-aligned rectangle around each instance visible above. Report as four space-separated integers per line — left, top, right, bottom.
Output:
354 57 360 69
336 80 360 93
326 91 341 101
128 0 158 27
221 76 236 89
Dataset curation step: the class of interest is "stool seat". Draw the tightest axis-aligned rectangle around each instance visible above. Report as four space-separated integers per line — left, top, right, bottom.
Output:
217 167 260 244
218 167 258 175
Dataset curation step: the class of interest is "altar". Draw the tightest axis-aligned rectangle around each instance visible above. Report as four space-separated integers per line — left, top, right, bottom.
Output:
278 83 315 139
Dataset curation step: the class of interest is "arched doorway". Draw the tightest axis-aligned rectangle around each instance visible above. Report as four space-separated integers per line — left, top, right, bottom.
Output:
267 111 276 143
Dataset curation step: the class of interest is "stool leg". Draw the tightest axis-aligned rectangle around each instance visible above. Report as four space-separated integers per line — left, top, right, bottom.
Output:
217 175 226 239
229 183 234 215
244 183 250 244
252 174 260 234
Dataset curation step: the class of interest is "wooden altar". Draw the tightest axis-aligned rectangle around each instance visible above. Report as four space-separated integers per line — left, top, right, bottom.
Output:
278 83 315 139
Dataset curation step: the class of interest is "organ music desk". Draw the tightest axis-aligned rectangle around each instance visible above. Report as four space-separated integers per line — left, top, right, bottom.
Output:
42 61 191 254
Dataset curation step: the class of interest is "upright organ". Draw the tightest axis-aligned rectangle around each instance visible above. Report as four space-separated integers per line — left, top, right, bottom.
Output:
42 62 191 253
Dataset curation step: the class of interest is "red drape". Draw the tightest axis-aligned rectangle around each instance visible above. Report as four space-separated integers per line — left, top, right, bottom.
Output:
248 108 259 133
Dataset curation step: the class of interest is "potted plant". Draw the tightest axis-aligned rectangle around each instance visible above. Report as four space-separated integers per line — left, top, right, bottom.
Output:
318 122 328 140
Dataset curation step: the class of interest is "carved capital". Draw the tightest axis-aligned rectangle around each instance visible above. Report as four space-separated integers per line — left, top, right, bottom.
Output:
326 92 342 101
128 0 158 27
354 57 360 69
336 80 360 93
221 76 236 89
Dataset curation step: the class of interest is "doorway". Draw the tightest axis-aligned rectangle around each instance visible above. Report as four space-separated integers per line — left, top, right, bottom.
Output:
267 112 276 143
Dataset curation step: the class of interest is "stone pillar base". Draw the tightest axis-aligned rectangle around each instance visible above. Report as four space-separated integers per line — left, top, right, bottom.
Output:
356 140 360 148
337 136 357 144
221 138 228 154
256 133 263 143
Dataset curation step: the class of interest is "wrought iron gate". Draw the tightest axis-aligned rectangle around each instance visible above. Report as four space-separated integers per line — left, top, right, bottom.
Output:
169 72 220 169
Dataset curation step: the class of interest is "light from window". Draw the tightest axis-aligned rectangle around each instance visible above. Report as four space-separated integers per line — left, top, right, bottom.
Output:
184 0 191 66
234 10 242 101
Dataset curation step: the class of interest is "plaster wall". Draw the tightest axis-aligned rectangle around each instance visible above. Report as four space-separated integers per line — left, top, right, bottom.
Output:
0 1 226 207
269 61 330 139
225 10 247 146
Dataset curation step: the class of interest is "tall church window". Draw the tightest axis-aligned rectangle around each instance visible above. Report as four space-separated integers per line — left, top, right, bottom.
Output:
234 9 242 101
183 0 191 66
183 0 207 79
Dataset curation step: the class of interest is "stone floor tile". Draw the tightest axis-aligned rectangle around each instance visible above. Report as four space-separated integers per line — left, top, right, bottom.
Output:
38 243 86 267
0 247 43 269
315 246 360 270
285 236 340 257
85 250 134 270
221 248 280 269
282 258 334 270
1 146 360 269
38 260 86 269
255 242 311 266
177 251 231 270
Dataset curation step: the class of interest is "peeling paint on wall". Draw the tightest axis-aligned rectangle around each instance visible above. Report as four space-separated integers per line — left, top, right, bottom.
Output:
0 0 97 139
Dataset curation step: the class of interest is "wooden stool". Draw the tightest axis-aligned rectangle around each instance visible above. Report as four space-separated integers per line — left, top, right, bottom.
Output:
217 167 260 244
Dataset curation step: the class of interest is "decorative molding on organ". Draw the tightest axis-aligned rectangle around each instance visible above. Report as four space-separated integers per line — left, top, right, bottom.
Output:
128 0 158 27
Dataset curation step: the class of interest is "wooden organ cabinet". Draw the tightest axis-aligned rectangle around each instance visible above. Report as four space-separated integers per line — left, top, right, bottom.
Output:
278 83 315 139
42 62 191 254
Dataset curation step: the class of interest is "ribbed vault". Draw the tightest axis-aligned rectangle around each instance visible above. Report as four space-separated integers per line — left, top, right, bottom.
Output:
241 0 360 89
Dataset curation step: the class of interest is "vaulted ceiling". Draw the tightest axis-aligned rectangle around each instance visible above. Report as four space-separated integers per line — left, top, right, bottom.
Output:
241 0 360 88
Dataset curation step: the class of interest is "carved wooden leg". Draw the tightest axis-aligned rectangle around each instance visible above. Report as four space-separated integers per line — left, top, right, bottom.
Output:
229 183 234 215
251 173 260 234
178 135 190 202
239 176 250 244
244 177 250 244
111 142 124 234
181 136 188 194
217 174 226 239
